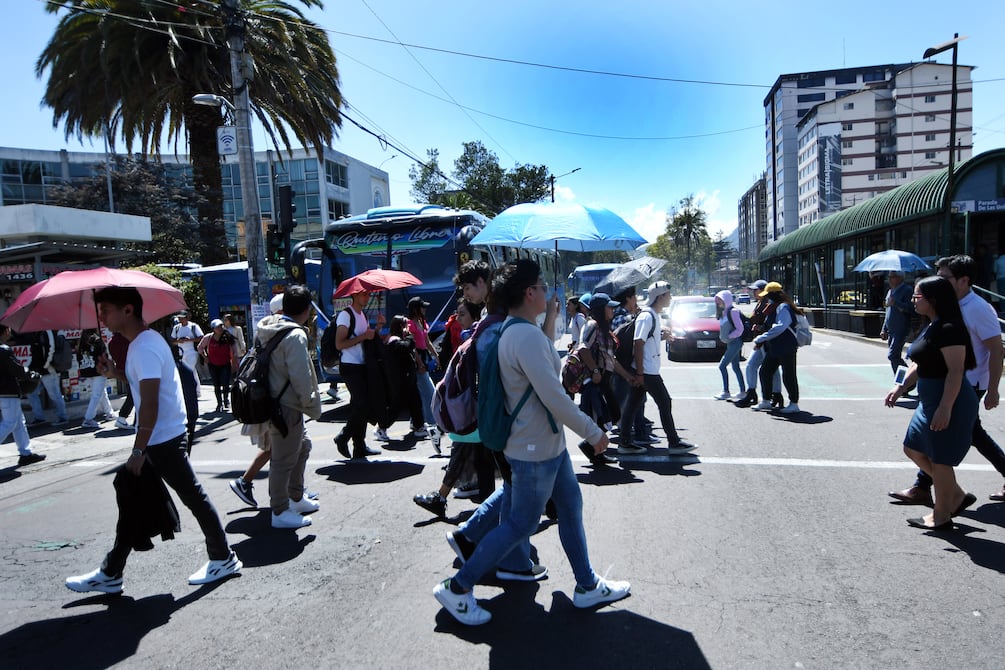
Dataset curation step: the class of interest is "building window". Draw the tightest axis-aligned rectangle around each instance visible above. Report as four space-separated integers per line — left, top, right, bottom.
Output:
924 95 936 103
925 114 936 122
842 140 853 149
925 133 936 141
842 158 854 166
843 102 854 110
925 151 937 159
842 123 853 131
328 198 349 220
324 160 348 188
797 92 825 103
835 73 857 85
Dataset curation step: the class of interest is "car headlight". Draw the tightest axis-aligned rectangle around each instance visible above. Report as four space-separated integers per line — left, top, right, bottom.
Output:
671 327 687 337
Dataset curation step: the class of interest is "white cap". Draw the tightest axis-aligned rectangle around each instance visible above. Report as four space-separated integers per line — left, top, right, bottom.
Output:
210 318 224 329
270 293 284 314
647 280 671 301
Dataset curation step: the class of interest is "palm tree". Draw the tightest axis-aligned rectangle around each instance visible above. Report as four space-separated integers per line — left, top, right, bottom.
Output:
37 0 343 265
669 194 708 293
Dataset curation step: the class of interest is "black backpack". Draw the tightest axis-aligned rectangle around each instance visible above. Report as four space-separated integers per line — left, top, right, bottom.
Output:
230 327 297 430
614 311 655 370
729 307 754 343
320 307 354 372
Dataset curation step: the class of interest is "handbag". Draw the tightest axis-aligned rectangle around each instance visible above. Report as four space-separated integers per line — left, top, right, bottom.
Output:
561 352 591 395
19 370 42 398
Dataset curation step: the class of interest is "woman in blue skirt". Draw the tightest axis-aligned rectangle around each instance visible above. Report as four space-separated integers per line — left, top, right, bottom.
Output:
885 276 978 530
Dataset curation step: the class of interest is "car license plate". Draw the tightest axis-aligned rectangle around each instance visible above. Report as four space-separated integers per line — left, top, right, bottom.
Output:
696 340 716 349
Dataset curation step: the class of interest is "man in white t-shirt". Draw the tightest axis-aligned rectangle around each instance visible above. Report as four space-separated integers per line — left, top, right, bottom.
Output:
66 287 241 595
333 289 385 460
171 311 203 397
617 281 698 457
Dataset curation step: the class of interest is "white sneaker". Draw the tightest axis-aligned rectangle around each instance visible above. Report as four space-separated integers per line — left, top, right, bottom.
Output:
752 400 774 411
731 392 747 401
188 551 242 585
289 496 320 514
713 391 731 400
304 488 320 500
272 509 312 528
779 403 801 414
573 577 632 609
433 579 492 625
428 425 442 454
375 428 391 442
66 568 123 594
114 416 132 430
81 419 100 429
412 426 429 438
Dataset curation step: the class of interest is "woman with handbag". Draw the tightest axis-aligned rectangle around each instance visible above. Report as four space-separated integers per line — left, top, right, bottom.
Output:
0 324 46 466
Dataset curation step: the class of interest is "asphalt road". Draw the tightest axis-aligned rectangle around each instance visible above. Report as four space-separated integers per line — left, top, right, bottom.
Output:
2 330 1004 669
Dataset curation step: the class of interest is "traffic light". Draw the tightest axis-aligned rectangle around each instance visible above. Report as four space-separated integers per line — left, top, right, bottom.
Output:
266 222 286 265
278 185 297 232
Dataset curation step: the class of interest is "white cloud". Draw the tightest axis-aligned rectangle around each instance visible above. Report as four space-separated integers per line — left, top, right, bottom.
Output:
629 203 667 244
695 189 737 239
552 183 576 203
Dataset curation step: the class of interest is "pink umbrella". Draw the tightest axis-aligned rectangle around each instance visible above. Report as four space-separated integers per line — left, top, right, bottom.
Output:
332 269 422 298
0 267 188 332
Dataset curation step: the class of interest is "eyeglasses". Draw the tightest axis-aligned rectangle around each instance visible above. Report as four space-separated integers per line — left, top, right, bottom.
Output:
912 294 925 301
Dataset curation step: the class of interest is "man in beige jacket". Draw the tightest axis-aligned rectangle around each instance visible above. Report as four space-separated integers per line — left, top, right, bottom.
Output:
253 285 323 529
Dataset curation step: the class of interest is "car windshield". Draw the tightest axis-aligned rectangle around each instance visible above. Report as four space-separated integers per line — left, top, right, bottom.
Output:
672 301 717 320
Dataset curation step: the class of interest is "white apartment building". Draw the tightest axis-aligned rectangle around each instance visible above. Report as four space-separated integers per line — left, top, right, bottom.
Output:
764 62 973 241
737 175 767 261
795 62 973 228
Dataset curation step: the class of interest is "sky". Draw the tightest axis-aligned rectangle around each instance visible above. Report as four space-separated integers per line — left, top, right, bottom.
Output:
3 0 1005 246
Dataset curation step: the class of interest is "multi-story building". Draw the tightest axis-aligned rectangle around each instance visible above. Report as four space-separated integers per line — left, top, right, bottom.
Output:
764 61 973 241
737 175 767 261
0 145 390 259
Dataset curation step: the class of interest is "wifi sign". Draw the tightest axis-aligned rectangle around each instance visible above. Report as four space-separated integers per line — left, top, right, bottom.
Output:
217 126 238 156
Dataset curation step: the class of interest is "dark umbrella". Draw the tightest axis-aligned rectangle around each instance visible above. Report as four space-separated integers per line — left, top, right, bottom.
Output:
593 266 649 298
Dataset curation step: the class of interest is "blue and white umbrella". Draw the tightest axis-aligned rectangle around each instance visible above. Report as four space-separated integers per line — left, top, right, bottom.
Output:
470 202 648 253
852 250 932 273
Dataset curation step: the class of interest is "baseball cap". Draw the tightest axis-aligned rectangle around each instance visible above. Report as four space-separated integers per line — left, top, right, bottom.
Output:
748 279 768 291
210 318 224 329
269 293 285 314
591 292 619 308
579 292 593 307
408 296 430 310
647 281 671 301
758 281 783 298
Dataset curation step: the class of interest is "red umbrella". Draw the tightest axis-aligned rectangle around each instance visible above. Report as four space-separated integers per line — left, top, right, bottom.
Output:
332 269 422 298
0 267 188 332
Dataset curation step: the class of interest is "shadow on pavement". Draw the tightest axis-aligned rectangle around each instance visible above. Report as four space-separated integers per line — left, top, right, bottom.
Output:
316 460 424 485
767 412 834 424
0 465 23 485
621 456 703 477
923 522 1005 573
225 515 317 567
576 466 645 487
0 582 227 669
434 587 709 668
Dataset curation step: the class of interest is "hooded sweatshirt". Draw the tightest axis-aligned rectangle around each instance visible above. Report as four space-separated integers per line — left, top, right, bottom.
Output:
254 314 322 420
715 290 745 341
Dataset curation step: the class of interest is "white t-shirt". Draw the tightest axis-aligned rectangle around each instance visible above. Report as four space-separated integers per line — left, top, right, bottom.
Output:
633 308 661 375
126 329 189 445
959 290 1001 390
335 307 369 365
569 312 587 344
171 322 203 354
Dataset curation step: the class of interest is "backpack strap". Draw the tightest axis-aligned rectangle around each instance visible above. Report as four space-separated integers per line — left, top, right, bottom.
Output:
258 326 298 401
500 318 558 435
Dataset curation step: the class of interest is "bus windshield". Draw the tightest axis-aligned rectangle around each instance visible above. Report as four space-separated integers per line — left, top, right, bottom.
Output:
567 263 620 298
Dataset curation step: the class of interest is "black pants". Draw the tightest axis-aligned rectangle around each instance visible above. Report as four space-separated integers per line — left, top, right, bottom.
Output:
337 363 369 451
208 363 232 407
759 348 799 403
619 373 680 445
443 441 497 500
102 433 230 577
381 374 424 431
118 388 134 419
914 388 1005 488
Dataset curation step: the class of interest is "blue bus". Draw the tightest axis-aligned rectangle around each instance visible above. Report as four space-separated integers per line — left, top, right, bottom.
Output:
567 263 620 298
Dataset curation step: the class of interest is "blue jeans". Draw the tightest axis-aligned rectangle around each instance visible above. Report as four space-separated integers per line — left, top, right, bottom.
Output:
416 370 435 425
455 450 597 591
744 346 780 394
0 397 31 454
459 480 533 573
28 372 68 422
887 329 908 373
718 338 745 394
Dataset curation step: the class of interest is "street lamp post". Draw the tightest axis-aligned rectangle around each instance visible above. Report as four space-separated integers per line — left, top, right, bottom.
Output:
923 34 967 237
550 167 581 202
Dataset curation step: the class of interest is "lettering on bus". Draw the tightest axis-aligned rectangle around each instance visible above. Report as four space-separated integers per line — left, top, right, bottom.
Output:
333 226 453 255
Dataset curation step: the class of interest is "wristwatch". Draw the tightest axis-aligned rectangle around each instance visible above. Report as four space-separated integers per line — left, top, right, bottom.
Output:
131 448 145 458
593 367 601 373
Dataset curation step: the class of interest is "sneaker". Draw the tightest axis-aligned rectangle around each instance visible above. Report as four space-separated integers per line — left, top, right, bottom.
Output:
412 426 429 438
752 400 774 411
713 391 731 400
65 568 123 594
114 416 132 430
433 579 492 626
305 488 320 500
414 491 447 517
633 434 660 445
289 496 320 514
17 453 46 467
375 428 391 442
26 418 46 427
496 564 548 582
573 577 632 609
446 530 476 564
334 436 351 459
272 509 312 529
188 551 242 585
428 425 442 455
81 419 100 429
617 444 647 455
667 440 699 455
354 445 381 458
779 403 801 414
731 392 748 402
326 386 339 400
229 478 257 507
452 483 479 499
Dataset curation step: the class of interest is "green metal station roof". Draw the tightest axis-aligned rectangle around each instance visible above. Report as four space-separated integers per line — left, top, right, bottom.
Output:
758 149 1004 261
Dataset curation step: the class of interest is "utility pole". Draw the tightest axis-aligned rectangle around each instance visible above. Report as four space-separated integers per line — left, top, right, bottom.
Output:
222 0 268 307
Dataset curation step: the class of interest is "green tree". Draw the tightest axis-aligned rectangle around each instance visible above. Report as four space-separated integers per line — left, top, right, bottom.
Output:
49 157 205 265
37 0 343 265
668 195 709 293
129 263 207 337
408 149 449 205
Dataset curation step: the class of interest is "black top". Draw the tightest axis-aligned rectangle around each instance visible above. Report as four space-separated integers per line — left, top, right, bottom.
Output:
907 320 969 379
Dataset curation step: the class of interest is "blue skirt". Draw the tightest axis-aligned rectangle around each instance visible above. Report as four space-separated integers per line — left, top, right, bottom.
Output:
904 376 977 466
